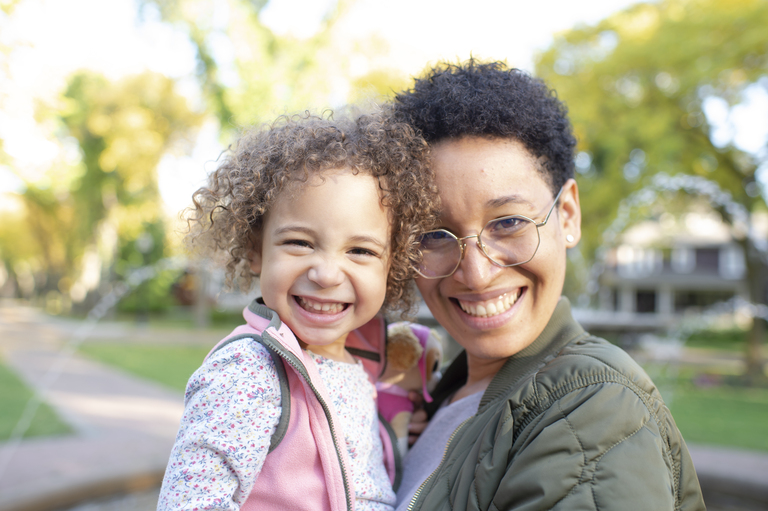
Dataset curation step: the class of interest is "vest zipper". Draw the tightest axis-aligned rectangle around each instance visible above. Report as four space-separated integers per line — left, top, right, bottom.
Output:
264 333 354 511
406 415 473 511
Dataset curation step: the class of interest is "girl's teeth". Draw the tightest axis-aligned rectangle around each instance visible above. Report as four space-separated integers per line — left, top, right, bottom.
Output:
458 291 520 318
298 297 344 314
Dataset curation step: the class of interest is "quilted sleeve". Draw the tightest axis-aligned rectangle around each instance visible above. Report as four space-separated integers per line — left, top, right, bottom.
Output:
491 381 703 511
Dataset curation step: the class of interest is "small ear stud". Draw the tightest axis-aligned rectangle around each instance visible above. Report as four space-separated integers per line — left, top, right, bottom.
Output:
566 234 575 243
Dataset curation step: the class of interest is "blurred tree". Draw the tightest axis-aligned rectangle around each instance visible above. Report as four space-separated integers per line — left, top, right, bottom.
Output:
536 0 768 379
349 67 412 105
141 0 401 132
7 71 202 305
0 0 19 16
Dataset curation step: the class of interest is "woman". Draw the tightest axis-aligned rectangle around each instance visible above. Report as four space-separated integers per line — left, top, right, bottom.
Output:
392 60 705 511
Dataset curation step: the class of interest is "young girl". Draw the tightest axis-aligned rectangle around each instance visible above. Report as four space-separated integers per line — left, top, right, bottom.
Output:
158 109 439 511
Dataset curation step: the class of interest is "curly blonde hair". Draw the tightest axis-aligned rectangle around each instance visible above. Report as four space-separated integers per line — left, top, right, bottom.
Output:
186 108 440 316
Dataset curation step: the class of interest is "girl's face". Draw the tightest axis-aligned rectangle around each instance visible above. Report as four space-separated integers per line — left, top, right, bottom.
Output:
251 169 391 354
415 137 581 366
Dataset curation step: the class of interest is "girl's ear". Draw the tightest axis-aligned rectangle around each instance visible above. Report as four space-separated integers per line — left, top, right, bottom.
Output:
248 237 262 275
249 251 262 275
558 178 582 248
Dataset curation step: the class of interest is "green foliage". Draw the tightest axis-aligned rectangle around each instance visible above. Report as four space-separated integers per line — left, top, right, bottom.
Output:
348 68 412 104
536 0 768 377
0 0 20 15
78 343 211 392
142 0 387 131
0 199 44 271
60 71 203 244
116 267 184 314
0 360 73 440
2 71 203 301
535 0 768 260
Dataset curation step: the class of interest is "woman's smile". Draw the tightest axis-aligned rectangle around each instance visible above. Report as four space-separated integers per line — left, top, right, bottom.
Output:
454 289 523 318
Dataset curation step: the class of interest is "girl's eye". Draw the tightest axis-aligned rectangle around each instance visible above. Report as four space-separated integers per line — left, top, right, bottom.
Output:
349 247 378 257
284 239 312 248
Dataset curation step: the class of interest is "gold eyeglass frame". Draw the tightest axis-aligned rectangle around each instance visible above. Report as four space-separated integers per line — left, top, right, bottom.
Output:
415 186 565 279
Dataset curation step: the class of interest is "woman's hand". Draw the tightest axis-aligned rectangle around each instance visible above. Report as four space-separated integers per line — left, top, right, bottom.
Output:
407 391 429 446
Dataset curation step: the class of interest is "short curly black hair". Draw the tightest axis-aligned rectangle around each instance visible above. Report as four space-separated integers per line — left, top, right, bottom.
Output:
186 108 439 317
393 59 576 193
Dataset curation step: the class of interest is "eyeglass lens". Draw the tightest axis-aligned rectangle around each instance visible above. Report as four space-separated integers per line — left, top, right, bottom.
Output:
480 217 540 266
417 231 463 278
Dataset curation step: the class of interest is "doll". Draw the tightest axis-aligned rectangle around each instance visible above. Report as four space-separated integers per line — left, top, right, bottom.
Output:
377 322 443 456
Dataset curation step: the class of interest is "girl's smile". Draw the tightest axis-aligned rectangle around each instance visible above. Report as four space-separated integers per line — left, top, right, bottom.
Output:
295 296 349 315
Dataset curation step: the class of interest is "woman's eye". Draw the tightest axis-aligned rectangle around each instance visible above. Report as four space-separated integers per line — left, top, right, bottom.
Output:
419 230 455 250
487 216 528 235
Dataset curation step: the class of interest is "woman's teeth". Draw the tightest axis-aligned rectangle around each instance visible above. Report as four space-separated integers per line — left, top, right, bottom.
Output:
458 291 521 318
297 296 345 314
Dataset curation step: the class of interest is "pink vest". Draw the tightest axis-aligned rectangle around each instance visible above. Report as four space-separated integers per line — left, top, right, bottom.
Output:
208 301 395 511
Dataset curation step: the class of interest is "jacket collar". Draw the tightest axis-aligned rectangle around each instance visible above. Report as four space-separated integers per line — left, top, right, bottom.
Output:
244 298 282 333
479 297 585 408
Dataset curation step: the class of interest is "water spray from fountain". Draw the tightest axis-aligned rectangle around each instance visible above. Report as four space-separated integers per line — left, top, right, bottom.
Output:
579 172 768 398
580 172 768 308
0 257 186 481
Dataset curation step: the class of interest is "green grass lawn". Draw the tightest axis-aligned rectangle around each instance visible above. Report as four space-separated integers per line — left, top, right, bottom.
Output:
664 383 768 451
644 362 768 452
0 360 73 441
78 343 211 392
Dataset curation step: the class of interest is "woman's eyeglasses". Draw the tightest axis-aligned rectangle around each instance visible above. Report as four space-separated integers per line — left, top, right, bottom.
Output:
414 187 564 279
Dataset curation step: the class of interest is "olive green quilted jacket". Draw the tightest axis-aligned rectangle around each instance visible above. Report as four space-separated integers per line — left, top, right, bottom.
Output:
407 298 705 511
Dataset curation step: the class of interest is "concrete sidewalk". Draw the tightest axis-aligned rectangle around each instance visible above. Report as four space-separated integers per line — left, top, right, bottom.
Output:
0 304 189 511
1 302 767 511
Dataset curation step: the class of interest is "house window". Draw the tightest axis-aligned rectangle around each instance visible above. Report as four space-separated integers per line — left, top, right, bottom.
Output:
719 244 745 279
671 246 695 273
636 290 656 313
696 248 719 271
617 245 663 277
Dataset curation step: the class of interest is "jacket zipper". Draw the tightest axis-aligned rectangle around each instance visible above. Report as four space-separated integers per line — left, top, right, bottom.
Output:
406 415 473 511
264 333 354 511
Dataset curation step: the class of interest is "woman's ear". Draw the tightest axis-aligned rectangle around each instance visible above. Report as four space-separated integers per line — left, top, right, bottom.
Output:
558 178 582 248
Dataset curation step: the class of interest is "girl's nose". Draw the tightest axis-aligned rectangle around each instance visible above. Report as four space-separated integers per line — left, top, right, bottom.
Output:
307 258 345 288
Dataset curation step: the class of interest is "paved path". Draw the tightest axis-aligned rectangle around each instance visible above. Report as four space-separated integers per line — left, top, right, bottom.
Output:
0 304 197 511
0 302 767 511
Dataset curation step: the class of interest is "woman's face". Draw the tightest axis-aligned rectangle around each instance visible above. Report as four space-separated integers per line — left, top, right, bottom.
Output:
416 136 581 364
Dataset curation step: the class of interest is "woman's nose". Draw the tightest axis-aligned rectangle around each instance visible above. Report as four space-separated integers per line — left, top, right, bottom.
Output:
307 257 345 288
452 239 497 290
